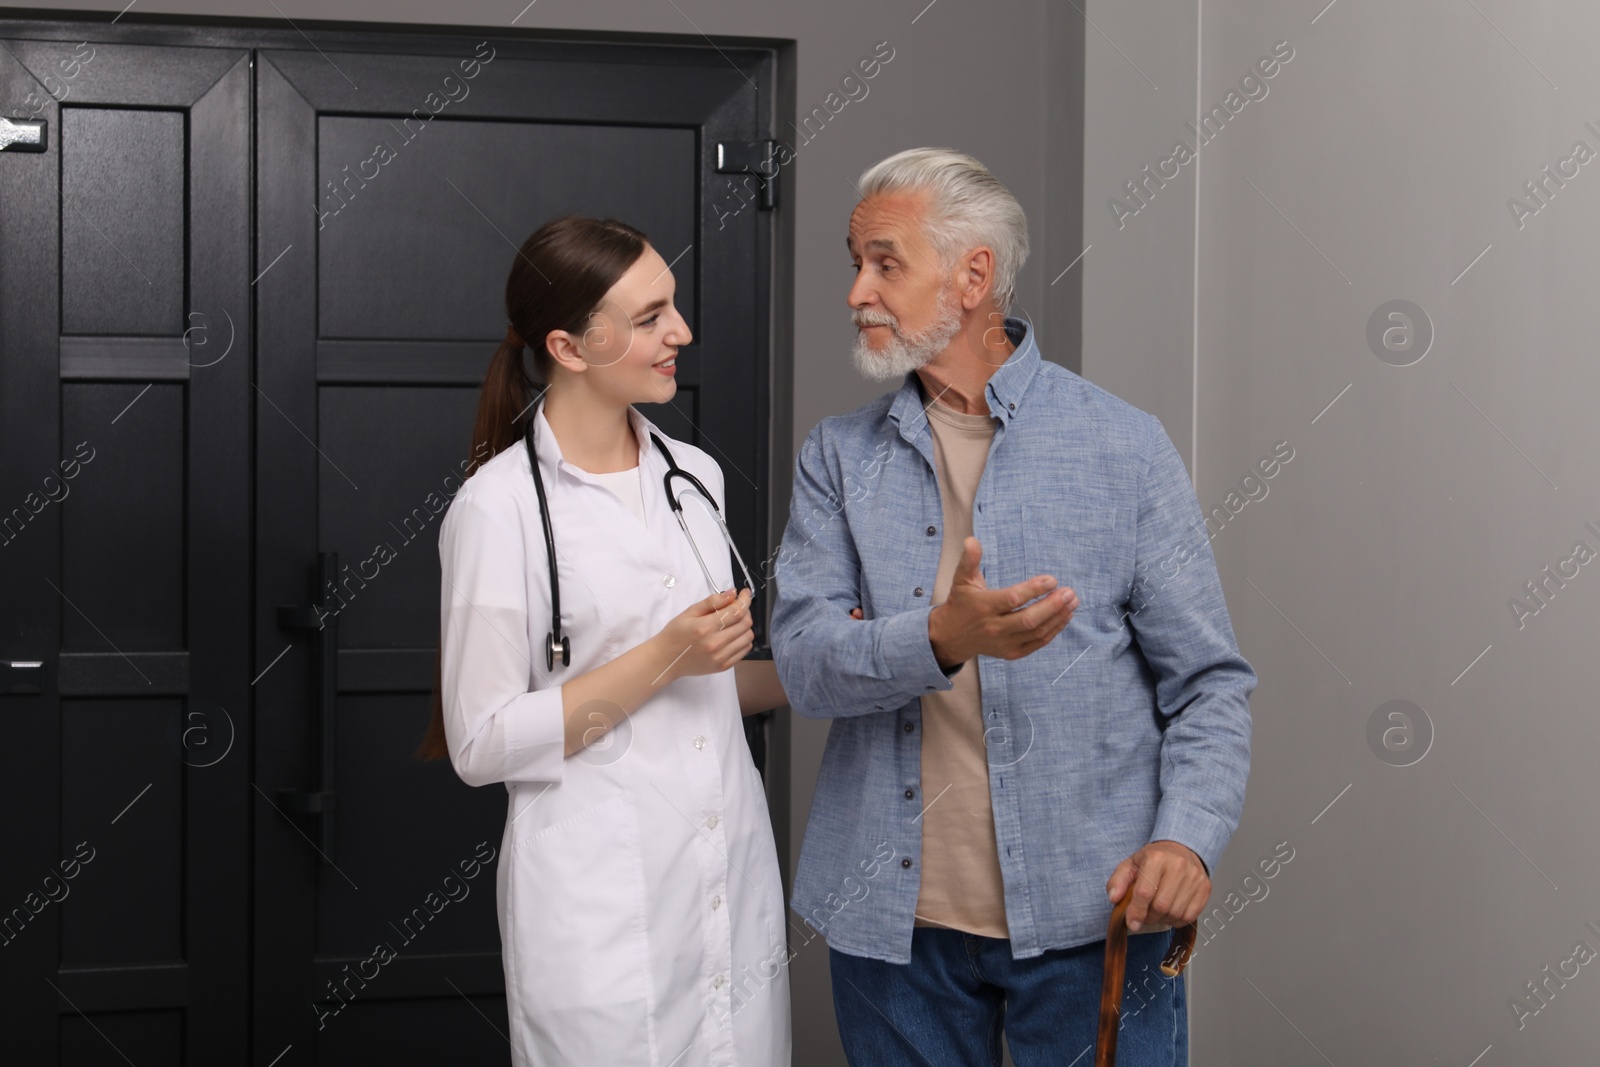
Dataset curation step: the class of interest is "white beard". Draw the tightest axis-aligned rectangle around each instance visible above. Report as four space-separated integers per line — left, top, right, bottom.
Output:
851 286 964 382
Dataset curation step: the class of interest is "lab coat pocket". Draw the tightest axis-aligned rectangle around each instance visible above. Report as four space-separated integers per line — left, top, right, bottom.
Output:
506 793 653 1059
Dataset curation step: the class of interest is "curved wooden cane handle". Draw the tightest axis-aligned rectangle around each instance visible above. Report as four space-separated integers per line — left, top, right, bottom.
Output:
1093 893 1198 1067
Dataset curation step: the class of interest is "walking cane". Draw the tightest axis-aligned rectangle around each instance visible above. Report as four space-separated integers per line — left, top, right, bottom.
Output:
1094 893 1198 1067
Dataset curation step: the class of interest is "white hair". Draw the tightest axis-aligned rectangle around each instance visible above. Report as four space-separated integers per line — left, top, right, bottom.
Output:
857 147 1030 313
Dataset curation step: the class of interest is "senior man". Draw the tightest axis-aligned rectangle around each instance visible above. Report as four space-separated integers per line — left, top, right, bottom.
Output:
769 147 1255 1066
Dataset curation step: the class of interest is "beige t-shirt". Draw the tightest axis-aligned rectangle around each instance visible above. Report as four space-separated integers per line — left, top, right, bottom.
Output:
912 398 1009 937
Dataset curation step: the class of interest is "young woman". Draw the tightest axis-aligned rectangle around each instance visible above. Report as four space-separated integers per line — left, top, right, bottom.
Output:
419 215 791 1065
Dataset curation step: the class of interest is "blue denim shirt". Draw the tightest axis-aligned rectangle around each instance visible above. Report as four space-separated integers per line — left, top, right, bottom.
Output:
770 317 1255 963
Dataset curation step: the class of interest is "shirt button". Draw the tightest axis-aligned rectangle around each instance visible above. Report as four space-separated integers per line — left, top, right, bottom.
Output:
926 525 937 536
713 975 725 989
693 735 706 750
913 587 925 597
901 857 913 869
1008 402 1015 410
903 722 914 733
706 814 719 829
904 788 915 799
712 895 722 909
663 574 676 588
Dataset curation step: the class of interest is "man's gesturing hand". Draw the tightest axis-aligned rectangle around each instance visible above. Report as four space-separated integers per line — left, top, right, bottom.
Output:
1106 840 1210 933
926 537 1077 669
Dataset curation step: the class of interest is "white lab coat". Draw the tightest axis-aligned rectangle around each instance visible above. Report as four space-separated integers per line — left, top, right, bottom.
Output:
438 405 791 1067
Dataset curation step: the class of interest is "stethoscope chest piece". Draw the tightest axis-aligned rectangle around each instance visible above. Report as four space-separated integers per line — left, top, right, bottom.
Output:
545 632 570 672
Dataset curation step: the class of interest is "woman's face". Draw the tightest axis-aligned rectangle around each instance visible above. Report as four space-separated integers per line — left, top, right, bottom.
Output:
574 243 693 408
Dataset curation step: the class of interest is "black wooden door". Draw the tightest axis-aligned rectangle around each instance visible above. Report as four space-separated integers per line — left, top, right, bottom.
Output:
2 17 778 1067
251 32 775 1067
0 35 253 1065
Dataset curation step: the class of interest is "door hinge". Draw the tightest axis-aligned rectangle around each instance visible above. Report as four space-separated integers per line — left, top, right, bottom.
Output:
715 140 779 212
0 117 47 153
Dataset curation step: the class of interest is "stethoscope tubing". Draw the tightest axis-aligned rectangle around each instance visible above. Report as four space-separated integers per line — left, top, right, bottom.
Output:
521 408 753 670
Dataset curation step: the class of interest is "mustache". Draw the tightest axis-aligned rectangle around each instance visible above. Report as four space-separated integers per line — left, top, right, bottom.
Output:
853 309 897 329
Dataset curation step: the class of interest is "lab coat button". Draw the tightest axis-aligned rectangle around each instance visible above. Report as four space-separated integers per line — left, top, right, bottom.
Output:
693 735 706 750
663 574 676 588
712 896 721 909
713 974 725 989
706 814 719 829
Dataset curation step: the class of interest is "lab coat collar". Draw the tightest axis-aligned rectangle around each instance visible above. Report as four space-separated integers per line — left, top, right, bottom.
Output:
529 403 659 485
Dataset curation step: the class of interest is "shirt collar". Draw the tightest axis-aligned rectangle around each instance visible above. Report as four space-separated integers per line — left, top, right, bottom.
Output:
888 314 1041 435
530 403 657 483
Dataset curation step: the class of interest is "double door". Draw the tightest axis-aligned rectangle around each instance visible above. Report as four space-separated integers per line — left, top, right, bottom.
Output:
0 18 778 1064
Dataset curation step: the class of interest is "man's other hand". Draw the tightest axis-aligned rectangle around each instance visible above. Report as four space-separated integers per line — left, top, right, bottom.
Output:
1106 839 1210 933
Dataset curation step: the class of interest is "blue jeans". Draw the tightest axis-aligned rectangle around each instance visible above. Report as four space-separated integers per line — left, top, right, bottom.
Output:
829 927 1188 1067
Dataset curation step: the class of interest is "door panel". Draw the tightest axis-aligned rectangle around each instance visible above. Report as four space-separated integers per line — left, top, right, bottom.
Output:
315 118 700 339
0 35 253 1065
60 108 186 334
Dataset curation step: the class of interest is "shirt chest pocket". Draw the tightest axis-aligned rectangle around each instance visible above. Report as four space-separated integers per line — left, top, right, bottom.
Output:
1020 501 1123 625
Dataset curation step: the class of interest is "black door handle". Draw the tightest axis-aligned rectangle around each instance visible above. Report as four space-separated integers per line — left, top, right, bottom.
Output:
276 552 339 862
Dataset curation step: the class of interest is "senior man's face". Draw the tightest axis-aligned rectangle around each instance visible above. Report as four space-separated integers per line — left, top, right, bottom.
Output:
846 191 964 381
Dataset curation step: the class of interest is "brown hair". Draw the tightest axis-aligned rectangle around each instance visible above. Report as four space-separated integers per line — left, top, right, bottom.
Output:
416 214 650 761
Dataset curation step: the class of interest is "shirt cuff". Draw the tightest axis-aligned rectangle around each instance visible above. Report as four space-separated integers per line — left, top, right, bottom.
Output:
1150 799 1232 877
877 605 956 697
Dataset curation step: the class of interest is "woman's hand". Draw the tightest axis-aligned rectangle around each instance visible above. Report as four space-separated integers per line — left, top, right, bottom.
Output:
557 589 753 758
656 588 754 682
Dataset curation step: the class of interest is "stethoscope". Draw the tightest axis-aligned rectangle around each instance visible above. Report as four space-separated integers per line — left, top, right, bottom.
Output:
524 408 756 670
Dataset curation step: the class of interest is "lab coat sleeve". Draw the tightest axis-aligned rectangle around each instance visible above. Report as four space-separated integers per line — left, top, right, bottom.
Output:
438 483 567 788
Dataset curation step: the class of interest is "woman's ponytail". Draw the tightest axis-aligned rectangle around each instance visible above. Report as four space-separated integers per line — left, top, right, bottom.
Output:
414 328 537 761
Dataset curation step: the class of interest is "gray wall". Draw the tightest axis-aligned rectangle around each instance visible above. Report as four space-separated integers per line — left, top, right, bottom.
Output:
1085 2 1600 1065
